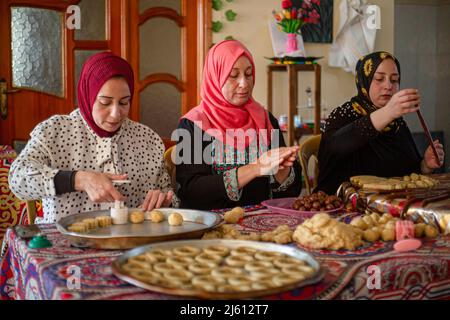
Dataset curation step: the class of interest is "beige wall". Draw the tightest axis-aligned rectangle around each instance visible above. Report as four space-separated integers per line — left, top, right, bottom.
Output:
212 0 395 119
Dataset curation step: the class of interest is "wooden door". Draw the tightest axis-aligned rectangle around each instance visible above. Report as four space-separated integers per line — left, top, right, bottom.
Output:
125 0 211 146
0 0 211 149
0 0 123 148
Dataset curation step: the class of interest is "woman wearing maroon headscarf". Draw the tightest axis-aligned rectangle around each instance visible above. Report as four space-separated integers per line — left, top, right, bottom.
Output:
175 40 302 210
9 52 177 223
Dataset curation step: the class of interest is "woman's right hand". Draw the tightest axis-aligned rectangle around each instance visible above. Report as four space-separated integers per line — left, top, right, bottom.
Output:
384 89 421 119
253 147 298 176
74 171 126 203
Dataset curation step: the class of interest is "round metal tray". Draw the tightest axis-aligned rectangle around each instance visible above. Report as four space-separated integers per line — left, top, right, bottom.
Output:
112 239 325 299
56 208 222 249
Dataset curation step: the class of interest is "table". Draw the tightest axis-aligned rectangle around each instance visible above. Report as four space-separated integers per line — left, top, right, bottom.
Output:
1 207 450 300
266 63 321 146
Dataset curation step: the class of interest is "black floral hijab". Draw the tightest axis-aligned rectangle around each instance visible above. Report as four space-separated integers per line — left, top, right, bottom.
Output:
350 51 402 133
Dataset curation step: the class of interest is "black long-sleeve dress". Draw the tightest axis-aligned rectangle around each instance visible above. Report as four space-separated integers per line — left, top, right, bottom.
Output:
175 113 302 210
316 102 422 195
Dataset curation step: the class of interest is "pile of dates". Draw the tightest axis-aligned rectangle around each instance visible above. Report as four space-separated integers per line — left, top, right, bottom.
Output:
292 191 343 212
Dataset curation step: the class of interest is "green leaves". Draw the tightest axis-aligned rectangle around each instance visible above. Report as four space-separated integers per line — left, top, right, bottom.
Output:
225 10 237 21
212 21 223 33
212 0 223 11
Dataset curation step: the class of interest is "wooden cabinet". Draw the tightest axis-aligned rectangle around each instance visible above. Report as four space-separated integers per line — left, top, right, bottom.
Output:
266 63 321 146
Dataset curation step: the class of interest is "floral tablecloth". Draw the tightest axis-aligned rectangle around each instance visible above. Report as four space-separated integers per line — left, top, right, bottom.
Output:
1 207 450 300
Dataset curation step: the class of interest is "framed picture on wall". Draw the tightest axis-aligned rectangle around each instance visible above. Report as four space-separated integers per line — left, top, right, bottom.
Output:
297 0 333 43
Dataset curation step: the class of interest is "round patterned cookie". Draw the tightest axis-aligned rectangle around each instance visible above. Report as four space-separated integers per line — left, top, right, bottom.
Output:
173 246 201 257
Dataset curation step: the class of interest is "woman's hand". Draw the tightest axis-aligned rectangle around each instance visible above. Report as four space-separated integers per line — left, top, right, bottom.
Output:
254 147 299 176
74 171 126 203
141 190 174 212
274 148 299 184
371 89 421 131
384 89 421 118
422 140 445 173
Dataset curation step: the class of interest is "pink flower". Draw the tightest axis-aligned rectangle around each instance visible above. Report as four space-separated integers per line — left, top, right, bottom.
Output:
312 0 321 5
292 8 297 18
282 0 292 9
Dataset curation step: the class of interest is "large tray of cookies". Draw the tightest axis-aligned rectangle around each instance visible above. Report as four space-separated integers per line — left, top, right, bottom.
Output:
112 239 325 299
56 208 222 249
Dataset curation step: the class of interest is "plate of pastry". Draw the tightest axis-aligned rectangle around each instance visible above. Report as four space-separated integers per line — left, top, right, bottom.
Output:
112 239 325 299
56 208 222 249
262 192 344 218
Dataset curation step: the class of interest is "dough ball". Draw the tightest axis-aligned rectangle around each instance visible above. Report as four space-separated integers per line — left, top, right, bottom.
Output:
381 228 396 241
273 224 291 235
273 231 293 244
168 212 184 226
261 231 276 242
224 210 242 224
129 210 145 224
424 225 438 238
362 215 375 228
231 207 245 219
350 217 368 230
370 213 381 224
149 210 165 223
414 223 426 238
363 229 380 242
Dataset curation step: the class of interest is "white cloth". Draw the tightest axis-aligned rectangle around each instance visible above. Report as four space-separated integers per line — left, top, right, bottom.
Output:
329 0 377 74
9 109 178 223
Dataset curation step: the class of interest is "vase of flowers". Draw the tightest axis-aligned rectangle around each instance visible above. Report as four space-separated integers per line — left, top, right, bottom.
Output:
273 0 321 55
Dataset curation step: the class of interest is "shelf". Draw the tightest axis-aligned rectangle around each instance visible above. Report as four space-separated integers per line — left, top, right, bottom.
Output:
266 63 322 146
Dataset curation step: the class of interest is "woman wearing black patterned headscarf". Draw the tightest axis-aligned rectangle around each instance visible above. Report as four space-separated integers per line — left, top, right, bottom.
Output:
316 51 444 194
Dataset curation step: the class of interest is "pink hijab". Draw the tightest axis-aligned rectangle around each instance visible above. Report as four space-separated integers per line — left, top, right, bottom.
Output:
183 40 273 150
77 52 134 138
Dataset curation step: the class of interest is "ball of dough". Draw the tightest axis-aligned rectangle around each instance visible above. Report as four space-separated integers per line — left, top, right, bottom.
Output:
363 229 380 242
273 224 291 235
381 228 396 241
350 217 368 230
149 210 165 223
224 210 241 224
370 213 381 224
261 231 276 242
129 210 145 224
231 207 245 219
424 225 438 238
362 215 375 228
168 212 184 226
273 231 293 244
414 223 426 238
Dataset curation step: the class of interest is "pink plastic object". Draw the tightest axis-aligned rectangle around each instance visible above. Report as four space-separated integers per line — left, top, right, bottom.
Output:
394 239 422 252
261 197 343 218
395 220 415 241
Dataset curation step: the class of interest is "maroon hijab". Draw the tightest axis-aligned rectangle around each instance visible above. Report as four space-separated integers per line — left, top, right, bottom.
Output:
77 52 134 137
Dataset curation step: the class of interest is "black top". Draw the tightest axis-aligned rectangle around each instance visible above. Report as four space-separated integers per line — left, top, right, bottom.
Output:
175 113 302 210
316 102 422 195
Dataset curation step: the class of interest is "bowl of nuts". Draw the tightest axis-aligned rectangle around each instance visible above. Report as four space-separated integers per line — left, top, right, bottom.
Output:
262 191 344 218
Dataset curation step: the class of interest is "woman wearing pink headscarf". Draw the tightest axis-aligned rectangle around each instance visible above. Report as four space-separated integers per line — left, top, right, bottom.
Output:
10 52 177 223
175 40 302 210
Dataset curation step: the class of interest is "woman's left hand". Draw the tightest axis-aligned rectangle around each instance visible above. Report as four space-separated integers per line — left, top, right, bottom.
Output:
141 190 174 211
274 147 299 184
423 139 445 170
